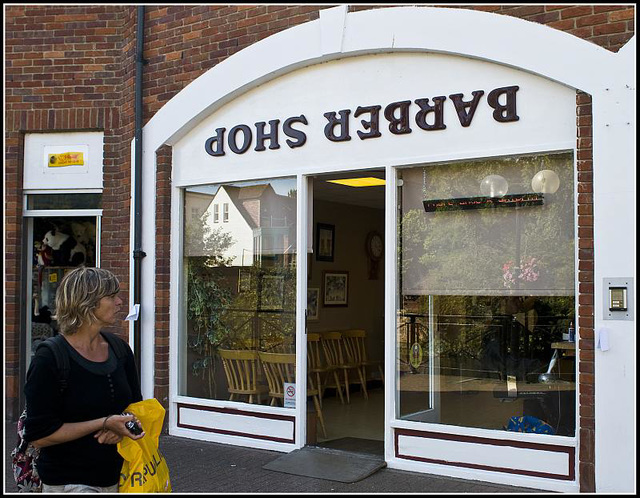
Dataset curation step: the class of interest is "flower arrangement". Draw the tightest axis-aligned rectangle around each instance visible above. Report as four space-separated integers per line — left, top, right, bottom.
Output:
503 257 539 288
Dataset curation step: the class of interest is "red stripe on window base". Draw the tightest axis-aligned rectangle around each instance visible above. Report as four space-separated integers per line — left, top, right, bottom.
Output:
177 402 296 444
395 428 575 481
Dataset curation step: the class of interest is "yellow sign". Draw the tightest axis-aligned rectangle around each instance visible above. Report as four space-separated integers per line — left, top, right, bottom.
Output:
409 342 423 369
48 152 84 167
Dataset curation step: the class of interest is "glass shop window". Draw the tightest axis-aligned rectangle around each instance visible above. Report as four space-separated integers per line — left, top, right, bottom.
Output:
30 216 98 351
397 151 576 437
181 178 297 403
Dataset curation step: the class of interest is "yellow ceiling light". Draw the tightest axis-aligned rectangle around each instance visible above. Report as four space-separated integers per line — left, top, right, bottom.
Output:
327 177 386 187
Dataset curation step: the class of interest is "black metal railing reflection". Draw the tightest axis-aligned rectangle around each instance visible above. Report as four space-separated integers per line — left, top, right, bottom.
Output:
189 307 296 353
398 311 572 381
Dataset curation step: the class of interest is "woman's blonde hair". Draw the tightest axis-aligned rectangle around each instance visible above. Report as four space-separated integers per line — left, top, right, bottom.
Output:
54 267 120 335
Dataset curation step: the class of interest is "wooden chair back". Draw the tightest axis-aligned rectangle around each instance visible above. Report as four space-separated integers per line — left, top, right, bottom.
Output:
341 329 367 365
218 349 267 403
342 328 384 385
307 333 325 372
319 331 345 367
258 352 296 405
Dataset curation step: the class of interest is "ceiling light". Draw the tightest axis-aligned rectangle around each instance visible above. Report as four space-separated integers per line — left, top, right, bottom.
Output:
327 177 386 187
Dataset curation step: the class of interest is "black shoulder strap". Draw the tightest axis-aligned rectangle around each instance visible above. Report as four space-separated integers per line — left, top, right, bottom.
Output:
36 335 70 393
101 332 131 360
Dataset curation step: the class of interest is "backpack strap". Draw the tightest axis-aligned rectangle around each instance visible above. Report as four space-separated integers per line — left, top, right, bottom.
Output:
101 331 131 360
36 335 70 394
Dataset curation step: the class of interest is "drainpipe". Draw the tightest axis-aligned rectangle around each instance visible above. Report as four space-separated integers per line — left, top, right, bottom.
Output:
133 5 146 380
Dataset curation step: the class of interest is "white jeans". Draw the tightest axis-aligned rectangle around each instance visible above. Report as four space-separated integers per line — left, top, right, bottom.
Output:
42 482 119 493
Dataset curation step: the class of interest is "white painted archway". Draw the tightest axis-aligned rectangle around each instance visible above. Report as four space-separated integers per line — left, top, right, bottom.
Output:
134 6 635 492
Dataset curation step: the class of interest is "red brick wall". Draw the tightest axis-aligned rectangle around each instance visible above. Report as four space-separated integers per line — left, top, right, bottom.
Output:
4 4 633 491
576 91 595 491
5 5 136 417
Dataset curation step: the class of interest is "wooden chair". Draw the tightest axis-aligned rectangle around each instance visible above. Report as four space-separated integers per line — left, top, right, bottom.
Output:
258 352 327 438
342 329 384 386
338 330 369 401
317 332 346 404
320 331 367 404
307 333 335 407
218 349 268 404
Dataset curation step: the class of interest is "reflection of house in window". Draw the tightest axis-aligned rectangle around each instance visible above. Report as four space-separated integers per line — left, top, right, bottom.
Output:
187 183 296 266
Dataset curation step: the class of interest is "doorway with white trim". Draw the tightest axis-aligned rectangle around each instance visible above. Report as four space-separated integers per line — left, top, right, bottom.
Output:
304 169 386 456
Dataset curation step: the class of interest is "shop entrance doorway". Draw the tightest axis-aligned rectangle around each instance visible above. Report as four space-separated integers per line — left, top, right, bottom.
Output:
305 169 386 457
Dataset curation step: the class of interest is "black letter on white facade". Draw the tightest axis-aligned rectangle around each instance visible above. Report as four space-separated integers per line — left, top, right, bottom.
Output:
414 97 447 131
283 115 308 148
204 127 226 156
384 101 412 135
255 119 280 151
354 105 382 140
449 91 484 127
487 86 520 122
324 110 351 142
228 125 252 154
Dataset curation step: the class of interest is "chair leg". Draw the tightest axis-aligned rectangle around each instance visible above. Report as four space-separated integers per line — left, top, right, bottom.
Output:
356 366 368 399
312 394 327 438
333 371 345 404
316 372 323 407
343 369 350 404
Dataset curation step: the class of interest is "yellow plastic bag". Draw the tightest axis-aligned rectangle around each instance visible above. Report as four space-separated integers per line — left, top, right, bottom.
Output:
117 398 172 493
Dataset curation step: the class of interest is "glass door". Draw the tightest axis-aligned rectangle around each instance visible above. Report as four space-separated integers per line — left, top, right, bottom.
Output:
26 215 99 365
396 175 440 423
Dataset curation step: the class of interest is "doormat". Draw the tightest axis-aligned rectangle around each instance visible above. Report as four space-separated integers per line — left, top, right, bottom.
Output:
263 446 386 483
316 437 384 457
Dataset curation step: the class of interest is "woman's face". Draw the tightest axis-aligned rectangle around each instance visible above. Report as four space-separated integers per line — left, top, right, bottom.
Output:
94 292 123 326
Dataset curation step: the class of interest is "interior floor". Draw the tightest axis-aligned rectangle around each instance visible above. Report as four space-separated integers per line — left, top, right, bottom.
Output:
315 386 385 443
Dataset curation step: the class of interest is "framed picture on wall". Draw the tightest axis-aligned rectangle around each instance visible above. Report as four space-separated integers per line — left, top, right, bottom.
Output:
316 223 335 262
323 271 348 307
307 287 319 320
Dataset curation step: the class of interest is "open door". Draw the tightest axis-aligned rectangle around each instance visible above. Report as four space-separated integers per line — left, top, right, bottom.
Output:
303 170 386 456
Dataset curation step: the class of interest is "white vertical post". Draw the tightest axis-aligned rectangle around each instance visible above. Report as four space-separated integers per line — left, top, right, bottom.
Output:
295 174 309 448
384 165 397 460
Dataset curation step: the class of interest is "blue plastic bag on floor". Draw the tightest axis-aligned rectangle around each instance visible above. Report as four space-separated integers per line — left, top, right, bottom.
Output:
506 415 555 435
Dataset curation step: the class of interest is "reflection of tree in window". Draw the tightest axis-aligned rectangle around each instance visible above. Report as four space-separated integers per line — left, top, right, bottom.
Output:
398 152 576 437
183 180 297 401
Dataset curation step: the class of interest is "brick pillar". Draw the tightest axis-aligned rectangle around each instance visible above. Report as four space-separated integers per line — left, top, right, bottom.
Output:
576 91 595 492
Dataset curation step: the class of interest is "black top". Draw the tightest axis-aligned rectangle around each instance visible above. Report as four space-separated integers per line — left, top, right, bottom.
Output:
24 332 142 487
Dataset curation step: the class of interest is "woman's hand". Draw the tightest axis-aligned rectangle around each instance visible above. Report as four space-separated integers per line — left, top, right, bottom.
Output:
93 429 123 445
100 413 146 441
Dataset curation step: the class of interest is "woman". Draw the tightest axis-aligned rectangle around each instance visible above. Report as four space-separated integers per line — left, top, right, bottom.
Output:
24 267 145 493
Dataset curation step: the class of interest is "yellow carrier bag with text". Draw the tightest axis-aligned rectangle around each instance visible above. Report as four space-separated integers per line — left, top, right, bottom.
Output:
117 398 172 493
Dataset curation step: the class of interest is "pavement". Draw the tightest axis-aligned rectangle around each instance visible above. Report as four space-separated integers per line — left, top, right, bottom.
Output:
5 421 545 494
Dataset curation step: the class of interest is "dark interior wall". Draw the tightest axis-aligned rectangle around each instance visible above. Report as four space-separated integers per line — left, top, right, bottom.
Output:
308 199 385 368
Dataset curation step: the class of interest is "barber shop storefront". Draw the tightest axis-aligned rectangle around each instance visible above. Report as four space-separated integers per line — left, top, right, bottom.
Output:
6 5 635 494
133 7 634 493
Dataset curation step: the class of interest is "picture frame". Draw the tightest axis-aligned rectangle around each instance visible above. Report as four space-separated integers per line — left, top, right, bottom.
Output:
316 223 335 262
307 287 319 320
323 271 348 307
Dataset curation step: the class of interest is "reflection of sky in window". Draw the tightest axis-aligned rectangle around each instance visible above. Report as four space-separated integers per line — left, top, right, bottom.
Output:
186 178 296 196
